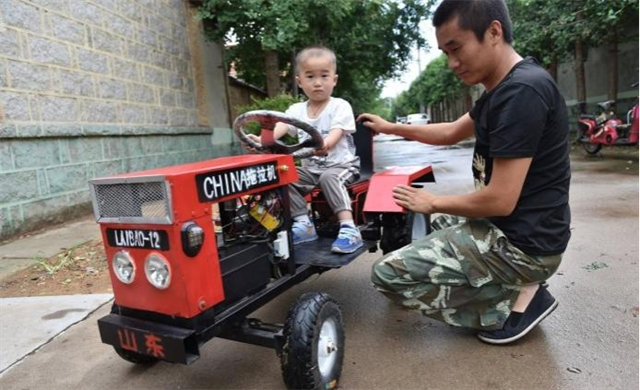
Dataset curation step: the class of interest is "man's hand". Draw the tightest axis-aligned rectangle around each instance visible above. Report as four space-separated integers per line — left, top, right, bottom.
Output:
392 185 437 214
357 113 394 134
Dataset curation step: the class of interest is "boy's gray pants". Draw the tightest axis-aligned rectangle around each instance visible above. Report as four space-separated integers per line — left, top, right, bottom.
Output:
372 214 562 330
290 164 359 218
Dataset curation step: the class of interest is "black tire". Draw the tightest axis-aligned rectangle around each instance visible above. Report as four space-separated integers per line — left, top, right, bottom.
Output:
380 212 431 254
582 141 602 155
280 292 344 390
113 347 160 365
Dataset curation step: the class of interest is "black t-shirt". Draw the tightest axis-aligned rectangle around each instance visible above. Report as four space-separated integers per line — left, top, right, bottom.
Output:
469 57 571 256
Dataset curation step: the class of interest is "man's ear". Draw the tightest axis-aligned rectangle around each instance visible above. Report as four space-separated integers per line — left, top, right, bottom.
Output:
487 20 503 44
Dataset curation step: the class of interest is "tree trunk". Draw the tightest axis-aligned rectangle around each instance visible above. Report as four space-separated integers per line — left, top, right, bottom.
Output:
574 39 587 114
264 50 280 97
548 53 558 81
607 29 618 102
291 49 298 97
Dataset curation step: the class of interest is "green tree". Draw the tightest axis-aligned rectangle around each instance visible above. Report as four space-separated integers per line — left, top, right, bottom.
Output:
199 0 435 113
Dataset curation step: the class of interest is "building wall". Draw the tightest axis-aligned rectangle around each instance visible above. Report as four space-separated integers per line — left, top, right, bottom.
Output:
0 0 234 239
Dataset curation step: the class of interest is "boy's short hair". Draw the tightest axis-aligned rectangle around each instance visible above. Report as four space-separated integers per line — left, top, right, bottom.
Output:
295 46 337 73
433 0 513 44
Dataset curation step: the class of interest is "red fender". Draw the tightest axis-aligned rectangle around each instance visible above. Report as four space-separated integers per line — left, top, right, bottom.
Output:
363 166 435 213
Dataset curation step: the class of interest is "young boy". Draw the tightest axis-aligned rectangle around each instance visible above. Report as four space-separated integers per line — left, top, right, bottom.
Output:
265 46 363 254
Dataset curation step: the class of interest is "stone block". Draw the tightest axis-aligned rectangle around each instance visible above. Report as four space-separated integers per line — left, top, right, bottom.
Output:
162 135 183 152
36 168 49 195
91 28 122 55
0 207 12 236
119 137 143 158
66 137 104 163
70 1 103 25
168 73 183 90
104 13 134 39
48 13 86 45
12 139 61 169
29 0 70 13
128 83 155 104
77 48 109 74
169 108 187 126
127 42 149 63
113 58 139 81
67 189 91 205
0 0 41 33
149 51 172 70
0 142 14 171
58 70 95 97
0 60 6 88
29 36 71 66
46 164 88 194
21 195 69 225
7 60 51 92
118 1 143 23
160 89 176 107
1 92 31 121
0 28 20 58
0 124 17 138
0 170 39 203
38 96 78 122
123 155 157 173
82 124 121 136
138 27 158 49
146 107 168 125
41 123 83 137
120 104 146 124
16 124 43 137
82 100 118 123
90 160 122 178
98 78 127 100
143 66 165 86
141 136 163 154
179 92 195 109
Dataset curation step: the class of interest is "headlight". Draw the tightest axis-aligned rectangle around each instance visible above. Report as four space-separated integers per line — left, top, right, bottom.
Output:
112 251 135 284
181 222 204 257
145 253 171 290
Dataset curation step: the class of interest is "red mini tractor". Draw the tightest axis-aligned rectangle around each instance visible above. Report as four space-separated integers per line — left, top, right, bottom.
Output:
90 111 434 389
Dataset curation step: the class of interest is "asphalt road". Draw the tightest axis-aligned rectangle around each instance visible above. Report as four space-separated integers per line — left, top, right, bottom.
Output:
0 139 637 389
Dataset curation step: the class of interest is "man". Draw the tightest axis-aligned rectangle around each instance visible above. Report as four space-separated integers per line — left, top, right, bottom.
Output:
358 0 571 344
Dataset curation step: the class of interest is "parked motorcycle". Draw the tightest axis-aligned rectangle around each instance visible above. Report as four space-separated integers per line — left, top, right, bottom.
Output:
577 84 639 155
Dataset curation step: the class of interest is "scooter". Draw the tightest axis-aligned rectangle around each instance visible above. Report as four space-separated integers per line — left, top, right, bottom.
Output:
577 85 639 155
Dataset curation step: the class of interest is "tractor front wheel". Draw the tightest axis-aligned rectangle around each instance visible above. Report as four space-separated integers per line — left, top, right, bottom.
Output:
280 292 344 390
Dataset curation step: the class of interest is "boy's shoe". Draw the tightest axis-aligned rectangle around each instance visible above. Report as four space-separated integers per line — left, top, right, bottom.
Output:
477 285 558 345
331 225 363 254
292 220 318 245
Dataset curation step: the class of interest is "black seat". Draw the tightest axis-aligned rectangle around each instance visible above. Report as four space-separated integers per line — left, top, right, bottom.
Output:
351 121 374 182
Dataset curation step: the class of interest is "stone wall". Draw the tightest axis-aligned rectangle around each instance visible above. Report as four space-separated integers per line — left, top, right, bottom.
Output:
0 0 231 240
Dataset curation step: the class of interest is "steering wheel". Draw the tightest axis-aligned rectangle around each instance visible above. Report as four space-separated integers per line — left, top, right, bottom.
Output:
233 110 324 159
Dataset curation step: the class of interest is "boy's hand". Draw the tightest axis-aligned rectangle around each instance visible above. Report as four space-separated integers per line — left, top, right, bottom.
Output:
243 133 262 153
313 139 329 156
357 113 394 134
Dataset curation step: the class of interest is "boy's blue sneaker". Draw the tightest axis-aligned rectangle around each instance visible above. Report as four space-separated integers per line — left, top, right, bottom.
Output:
292 220 318 245
331 225 363 254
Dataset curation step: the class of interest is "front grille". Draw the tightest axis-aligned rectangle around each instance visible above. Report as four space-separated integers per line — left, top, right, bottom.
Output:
91 177 172 224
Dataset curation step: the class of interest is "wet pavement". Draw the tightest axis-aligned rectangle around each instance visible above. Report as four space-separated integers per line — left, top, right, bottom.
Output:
0 139 637 389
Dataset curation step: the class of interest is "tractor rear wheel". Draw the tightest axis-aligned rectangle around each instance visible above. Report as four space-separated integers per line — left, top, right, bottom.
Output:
380 212 431 254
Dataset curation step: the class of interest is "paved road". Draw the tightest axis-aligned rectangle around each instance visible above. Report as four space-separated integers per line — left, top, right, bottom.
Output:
0 140 637 389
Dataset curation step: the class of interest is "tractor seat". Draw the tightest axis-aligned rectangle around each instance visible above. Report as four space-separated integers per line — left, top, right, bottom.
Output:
597 100 616 111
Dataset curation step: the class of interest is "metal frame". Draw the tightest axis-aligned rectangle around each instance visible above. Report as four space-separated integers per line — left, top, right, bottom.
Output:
90 175 174 225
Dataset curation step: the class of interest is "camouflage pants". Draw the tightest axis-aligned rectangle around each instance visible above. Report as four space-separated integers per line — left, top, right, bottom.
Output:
371 215 562 330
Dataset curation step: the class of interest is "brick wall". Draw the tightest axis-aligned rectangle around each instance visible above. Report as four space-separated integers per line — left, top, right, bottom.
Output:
0 0 231 240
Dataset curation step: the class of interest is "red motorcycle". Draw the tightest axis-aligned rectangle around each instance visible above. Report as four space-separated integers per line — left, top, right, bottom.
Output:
577 87 639 155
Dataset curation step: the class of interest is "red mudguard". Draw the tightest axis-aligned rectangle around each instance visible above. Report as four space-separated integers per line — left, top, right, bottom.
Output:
363 166 434 213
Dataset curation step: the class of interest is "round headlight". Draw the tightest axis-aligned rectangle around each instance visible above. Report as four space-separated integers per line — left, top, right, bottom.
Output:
112 250 135 284
145 253 171 290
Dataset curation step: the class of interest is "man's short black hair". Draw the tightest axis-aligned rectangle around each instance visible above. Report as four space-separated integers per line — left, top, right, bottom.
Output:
433 0 513 44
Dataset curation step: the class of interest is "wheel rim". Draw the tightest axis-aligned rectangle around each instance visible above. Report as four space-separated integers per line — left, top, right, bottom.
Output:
411 213 428 241
317 317 339 378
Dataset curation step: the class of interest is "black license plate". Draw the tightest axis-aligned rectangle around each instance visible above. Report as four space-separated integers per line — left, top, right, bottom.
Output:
106 228 169 250
98 314 199 365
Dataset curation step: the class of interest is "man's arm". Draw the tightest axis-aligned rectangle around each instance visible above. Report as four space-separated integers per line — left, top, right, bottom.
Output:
357 113 474 146
393 157 532 218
